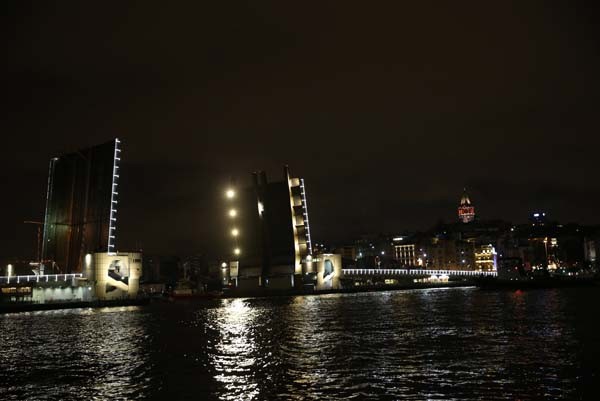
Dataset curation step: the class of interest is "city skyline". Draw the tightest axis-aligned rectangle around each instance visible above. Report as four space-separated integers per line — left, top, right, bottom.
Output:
3 2 600 259
2 136 599 261
2 4 600 400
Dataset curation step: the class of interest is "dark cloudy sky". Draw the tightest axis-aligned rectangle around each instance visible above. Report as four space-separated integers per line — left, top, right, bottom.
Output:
2 1 600 260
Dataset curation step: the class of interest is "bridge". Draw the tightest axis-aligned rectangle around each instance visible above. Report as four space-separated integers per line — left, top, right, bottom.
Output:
342 268 497 277
0 274 83 285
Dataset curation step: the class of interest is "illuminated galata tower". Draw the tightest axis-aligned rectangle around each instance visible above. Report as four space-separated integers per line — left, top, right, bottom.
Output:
457 188 476 223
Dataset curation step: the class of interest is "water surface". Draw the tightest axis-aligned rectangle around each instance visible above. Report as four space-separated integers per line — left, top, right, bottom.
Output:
1 287 598 400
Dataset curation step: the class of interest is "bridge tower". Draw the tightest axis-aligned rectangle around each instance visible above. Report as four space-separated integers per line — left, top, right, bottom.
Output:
458 188 476 223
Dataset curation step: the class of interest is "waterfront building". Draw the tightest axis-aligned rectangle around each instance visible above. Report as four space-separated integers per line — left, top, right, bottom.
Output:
223 166 313 290
456 240 476 270
332 245 357 262
413 236 476 271
495 217 590 272
458 188 476 223
353 234 395 268
474 244 497 271
497 256 523 278
393 243 417 267
141 255 161 283
42 139 121 274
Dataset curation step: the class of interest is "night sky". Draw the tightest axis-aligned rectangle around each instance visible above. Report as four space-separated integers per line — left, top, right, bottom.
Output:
3 2 600 260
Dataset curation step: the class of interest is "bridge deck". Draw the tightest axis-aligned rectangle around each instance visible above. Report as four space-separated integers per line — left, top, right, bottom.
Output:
342 268 496 277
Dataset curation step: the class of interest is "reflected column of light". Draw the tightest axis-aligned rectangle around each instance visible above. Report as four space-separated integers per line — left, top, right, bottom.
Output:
210 299 260 400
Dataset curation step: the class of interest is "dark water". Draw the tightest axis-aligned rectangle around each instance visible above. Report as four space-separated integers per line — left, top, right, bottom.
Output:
1 287 599 400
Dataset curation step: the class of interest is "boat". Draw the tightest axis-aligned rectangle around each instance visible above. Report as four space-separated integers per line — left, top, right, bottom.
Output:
168 280 221 300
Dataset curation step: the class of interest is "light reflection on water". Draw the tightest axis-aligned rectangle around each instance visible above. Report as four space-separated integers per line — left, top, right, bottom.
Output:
0 306 150 400
208 298 261 400
1 288 598 400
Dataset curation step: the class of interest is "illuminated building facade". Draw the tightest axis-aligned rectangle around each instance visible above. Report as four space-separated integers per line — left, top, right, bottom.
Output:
42 139 121 273
224 166 312 289
474 244 497 271
458 188 475 223
393 244 417 267
416 237 475 270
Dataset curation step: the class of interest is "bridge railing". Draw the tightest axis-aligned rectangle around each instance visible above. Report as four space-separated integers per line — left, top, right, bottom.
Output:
341 268 497 277
0 273 83 285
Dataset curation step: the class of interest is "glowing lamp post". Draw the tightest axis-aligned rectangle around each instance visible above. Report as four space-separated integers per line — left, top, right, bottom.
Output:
225 187 240 267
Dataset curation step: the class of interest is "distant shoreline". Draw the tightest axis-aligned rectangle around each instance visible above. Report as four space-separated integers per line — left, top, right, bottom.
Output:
220 280 475 299
0 298 149 314
8 278 595 313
